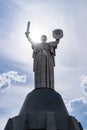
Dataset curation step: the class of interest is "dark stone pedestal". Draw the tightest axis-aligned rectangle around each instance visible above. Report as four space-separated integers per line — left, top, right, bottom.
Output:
4 88 83 130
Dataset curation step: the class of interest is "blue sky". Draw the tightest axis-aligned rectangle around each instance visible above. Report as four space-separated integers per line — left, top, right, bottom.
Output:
0 0 87 129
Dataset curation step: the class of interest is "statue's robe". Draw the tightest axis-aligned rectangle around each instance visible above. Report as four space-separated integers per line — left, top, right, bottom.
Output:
32 40 59 89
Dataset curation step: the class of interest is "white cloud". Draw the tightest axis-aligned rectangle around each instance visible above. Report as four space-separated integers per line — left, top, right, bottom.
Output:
66 97 87 129
0 71 27 90
66 97 87 112
80 75 87 95
65 75 87 129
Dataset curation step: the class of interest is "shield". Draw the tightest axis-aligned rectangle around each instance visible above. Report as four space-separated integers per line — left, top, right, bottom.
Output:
52 29 63 39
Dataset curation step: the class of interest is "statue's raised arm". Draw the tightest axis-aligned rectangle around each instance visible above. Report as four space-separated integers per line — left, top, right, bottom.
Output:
49 29 63 53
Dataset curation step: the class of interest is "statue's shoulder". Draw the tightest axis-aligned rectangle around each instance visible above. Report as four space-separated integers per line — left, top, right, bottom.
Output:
48 41 57 46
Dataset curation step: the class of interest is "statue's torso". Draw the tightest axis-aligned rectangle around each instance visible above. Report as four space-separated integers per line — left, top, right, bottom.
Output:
31 41 58 89
32 42 57 58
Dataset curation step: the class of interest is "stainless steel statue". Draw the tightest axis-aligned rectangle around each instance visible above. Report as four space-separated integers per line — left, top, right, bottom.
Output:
25 21 63 89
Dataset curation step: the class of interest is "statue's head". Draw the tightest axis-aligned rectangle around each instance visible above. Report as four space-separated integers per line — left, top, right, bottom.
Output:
41 35 47 43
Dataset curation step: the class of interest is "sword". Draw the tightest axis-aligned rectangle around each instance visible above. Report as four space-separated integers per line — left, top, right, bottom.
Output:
25 21 30 37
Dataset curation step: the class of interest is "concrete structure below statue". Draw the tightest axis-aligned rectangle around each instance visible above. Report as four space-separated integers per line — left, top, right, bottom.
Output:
4 88 83 130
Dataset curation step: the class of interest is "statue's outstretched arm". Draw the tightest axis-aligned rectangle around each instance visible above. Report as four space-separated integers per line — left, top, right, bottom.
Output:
25 32 34 45
49 39 60 48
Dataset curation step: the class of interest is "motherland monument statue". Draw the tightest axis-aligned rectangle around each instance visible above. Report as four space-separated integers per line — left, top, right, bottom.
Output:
25 21 63 89
4 21 83 130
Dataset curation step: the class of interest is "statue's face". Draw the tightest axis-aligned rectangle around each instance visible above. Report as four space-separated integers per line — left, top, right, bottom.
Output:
41 35 47 43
